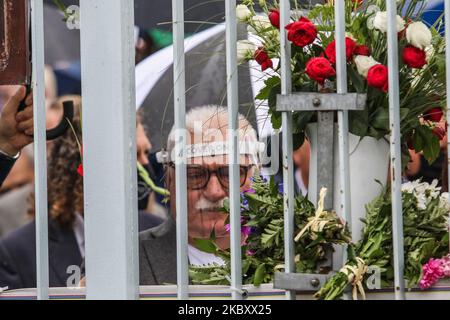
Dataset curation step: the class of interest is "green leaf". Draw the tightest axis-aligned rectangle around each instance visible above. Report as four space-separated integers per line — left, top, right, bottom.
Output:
422 135 441 164
347 66 365 93
253 263 266 287
255 76 281 100
193 239 218 254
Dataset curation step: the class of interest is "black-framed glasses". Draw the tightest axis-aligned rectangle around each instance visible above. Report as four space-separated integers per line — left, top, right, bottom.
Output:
169 163 253 190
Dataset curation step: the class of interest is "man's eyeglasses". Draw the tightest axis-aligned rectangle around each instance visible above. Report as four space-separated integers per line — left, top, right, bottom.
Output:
169 163 253 190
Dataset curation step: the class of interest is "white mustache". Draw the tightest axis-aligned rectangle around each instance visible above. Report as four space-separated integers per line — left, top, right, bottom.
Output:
195 197 225 212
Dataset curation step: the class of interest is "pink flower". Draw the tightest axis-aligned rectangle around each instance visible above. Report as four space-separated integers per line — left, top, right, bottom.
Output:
244 187 256 194
246 250 255 256
241 226 252 236
419 258 445 289
441 255 450 277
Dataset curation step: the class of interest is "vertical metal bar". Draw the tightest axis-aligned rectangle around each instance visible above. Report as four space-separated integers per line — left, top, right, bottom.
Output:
80 0 139 300
280 0 295 301
225 0 242 300
172 0 189 300
31 0 49 300
445 0 450 232
334 0 351 265
386 0 405 300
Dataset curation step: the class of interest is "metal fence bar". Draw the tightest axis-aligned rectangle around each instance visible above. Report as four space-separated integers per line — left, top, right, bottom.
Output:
334 0 351 266
225 0 242 300
80 0 139 300
31 0 49 300
172 0 189 300
386 0 405 300
280 0 295 301
445 0 450 233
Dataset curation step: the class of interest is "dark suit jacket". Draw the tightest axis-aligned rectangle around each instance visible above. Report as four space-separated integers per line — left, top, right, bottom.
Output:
0 157 15 188
139 217 177 285
0 211 163 290
0 219 82 290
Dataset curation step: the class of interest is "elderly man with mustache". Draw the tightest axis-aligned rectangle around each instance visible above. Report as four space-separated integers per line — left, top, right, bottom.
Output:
139 105 261 285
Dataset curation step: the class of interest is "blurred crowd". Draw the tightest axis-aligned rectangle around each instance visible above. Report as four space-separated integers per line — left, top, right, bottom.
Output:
0 0 448 291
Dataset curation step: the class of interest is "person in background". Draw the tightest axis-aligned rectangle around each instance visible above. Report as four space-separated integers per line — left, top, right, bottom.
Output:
0 67 59 237
139 105 258 285
0 97 162 290
0 87 34 188
268 135 310 197
406 117 447 187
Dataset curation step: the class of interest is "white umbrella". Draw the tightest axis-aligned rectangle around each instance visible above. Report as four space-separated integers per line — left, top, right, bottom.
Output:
135 23 274 151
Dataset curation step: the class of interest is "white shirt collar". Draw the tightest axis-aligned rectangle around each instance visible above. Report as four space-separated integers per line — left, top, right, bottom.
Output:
188 244 225 267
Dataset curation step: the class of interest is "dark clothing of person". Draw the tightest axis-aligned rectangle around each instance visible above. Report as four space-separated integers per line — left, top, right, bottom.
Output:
0 157 15 188
139 217 177 285
0 211 163 290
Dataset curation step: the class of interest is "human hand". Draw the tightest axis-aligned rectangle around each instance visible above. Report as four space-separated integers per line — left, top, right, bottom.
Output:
0 86 34 156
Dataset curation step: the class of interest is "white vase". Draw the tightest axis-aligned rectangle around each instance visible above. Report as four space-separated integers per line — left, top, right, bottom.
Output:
306 123 390 241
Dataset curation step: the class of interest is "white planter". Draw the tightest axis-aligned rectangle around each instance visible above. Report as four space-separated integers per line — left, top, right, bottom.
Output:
306 123 390 241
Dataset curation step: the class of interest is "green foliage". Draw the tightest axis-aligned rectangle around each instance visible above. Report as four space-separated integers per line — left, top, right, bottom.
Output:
249 0 446 167
315 181 450 299
189 174 351 286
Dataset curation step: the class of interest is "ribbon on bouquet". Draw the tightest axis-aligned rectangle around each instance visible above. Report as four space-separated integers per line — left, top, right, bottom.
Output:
294 188 331 241
339 257 368 300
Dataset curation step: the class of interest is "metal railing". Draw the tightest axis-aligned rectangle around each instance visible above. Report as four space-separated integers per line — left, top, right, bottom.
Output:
26 0 450 300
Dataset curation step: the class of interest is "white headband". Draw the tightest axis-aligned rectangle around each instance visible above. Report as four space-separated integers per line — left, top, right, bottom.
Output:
156 141 265 164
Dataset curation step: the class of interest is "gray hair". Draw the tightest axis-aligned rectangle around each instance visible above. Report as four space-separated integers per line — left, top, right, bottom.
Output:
166 105 258 158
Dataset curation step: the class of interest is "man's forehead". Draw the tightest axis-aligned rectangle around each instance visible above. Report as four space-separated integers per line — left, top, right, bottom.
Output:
157 137 263 165
187 154 253 166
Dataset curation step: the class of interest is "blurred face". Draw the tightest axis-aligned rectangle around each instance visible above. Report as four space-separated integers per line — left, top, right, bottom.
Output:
168 142 254 250
136 121 152 166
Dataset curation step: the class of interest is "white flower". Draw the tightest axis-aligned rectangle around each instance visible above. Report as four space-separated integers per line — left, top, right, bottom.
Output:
247 15 272 35
236 4 252 22
406 21 432 50
402 179 445 210
373 11 405 33
237 40 257 64
251 15 272 29
440 192 450 211
354 55 379 78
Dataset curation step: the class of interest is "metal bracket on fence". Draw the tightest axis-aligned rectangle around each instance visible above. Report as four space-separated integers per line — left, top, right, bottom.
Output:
274 272 335 292
277 93 366 112
276 92 366 211
274 92 367 290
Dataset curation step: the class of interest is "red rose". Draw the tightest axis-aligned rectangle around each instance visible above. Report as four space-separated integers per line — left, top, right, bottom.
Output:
354 45 370 56
424 107 443 122
268 9 280 29
285 17 317 48
254 48 273 71
324 37 357 64
367 64 389 92
305 57 336 85
402 45 427 69
432 126 446 140
77 163 84 177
